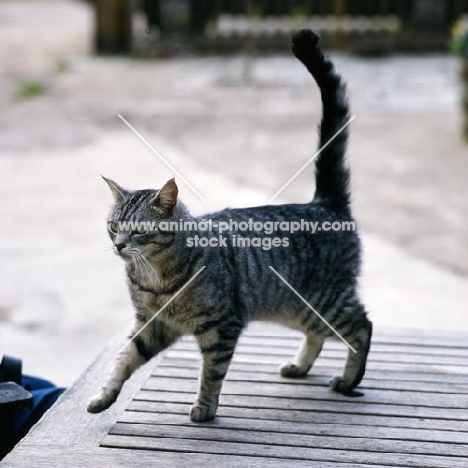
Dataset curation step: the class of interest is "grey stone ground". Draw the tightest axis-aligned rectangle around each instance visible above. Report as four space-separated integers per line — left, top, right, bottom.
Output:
1 0 467 386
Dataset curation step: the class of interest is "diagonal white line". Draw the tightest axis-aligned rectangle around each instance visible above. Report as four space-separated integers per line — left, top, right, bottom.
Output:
118 266 206 354
118 114 207 202
268 266 357 353
268 115 356 203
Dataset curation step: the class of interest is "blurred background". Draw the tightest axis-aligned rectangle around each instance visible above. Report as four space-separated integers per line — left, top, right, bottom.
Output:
1 0 468 387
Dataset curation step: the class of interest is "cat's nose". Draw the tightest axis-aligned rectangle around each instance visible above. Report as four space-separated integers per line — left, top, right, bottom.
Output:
115 243 126 253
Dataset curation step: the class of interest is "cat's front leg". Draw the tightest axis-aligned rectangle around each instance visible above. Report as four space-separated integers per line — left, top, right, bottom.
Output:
190 325 242 422
87 343 145 413
87 318 181 413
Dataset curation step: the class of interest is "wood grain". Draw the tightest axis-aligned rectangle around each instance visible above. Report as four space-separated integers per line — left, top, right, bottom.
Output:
3 324 468 467
142 376 468 409
128 400 468 432
151 366 468 394
134 388 467 420
102 434 467 468
119 410 468 443
159 358 468 385
1 444 399 468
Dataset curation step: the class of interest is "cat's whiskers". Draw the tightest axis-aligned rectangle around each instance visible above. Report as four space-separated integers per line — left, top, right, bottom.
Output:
135 255 150 284
131 256 143 284
125 247 156 289
125 247 143 284
94 245 114 252
138 252 158 289
86 245 115 257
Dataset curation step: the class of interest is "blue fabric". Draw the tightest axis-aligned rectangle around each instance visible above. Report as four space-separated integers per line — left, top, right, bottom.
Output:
13 375 66 437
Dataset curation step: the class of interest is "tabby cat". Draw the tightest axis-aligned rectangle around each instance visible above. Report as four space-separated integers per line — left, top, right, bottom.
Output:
87 30 372 422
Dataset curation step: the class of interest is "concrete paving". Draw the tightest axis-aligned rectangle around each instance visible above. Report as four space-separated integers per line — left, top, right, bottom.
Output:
0 0 467 387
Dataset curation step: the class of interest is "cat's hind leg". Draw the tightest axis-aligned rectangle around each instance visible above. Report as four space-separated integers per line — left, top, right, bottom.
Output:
279 334 325 378
329 319 372 394
87 318 181 413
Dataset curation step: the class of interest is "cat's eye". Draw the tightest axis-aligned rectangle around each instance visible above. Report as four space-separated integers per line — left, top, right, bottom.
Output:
135 225 147 235
109 221 118 233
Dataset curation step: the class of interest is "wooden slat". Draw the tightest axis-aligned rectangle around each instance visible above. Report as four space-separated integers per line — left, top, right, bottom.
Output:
102 433 468 468
128 400 468 433
158 358 468 386
118 410 468 445
134 389 468 421
165 350 468 375
243 323 468 347
151 366 468 394
212 326 468 349
5 444 381 468
234 335 468 357
173 341 468 367
119 411 468 444
142 376 468 409
109 422 468 458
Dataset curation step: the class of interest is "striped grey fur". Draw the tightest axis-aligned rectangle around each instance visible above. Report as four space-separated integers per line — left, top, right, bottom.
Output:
87 30 372 422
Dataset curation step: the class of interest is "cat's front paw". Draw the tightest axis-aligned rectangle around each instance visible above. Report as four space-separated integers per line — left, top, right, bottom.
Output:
279 361 310 378
87 392 117 413
190 402 217 422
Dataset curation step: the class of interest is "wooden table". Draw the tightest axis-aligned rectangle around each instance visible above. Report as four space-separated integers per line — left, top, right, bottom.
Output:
2 324 467 467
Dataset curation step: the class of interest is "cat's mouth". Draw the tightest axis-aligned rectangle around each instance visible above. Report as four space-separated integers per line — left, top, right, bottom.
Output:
114 245 132 260
114 246 150 267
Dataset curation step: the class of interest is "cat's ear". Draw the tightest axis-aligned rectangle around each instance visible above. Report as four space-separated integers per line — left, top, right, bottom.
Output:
152 178 178 214
101 176 128 203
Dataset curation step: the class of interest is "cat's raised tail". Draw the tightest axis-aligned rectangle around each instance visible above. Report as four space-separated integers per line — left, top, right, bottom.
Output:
292 30 351 211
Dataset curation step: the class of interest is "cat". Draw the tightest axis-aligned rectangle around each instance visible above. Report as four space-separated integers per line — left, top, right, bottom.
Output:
87 30 372 422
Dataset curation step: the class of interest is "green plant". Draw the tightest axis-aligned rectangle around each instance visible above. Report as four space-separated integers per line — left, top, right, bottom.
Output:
451 18 468 57
13 81 45 101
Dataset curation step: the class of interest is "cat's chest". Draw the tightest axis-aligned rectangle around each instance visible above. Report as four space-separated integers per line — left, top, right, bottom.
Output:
129 283 170 312
128 280 194 324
